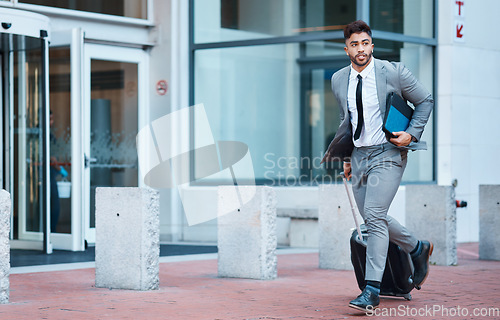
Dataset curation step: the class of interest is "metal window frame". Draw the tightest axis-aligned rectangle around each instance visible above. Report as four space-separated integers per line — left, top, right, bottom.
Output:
192 30 436 51
41 32 51 253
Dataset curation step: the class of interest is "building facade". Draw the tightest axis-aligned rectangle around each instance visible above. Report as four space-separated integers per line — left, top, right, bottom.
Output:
0 0 498 253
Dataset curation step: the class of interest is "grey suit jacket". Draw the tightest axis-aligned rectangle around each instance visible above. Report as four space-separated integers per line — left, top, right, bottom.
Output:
322 58 433 162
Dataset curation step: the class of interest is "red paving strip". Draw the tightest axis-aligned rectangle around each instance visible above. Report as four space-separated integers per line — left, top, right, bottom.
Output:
2 243 500 320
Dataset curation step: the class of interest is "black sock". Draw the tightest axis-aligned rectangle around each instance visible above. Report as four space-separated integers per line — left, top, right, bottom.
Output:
410 241 422 258
366 280 381 289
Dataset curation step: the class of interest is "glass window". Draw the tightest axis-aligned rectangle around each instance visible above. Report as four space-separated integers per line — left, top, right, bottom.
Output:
19 0 148 19
194 40 434 185
305 39 347 57
194 43 301 184
195 0 356 43
370 0 434 38
304 65 346 183
193 1 435 184
397 42 434 182
304 40 434 183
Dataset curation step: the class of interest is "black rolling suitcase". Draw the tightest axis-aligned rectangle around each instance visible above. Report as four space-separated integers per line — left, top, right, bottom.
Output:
340 173 416 301
350 226 415 300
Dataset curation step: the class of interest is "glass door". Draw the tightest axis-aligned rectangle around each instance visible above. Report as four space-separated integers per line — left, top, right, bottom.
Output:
83 44 147 243
1 32 50 251
48 29 85 251
12 36 45 243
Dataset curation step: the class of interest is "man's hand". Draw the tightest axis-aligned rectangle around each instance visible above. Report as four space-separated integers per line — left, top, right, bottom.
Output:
343 162 352 181
389 131 412 147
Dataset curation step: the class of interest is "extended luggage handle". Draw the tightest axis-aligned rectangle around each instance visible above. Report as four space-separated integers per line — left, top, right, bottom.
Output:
340 172 363 242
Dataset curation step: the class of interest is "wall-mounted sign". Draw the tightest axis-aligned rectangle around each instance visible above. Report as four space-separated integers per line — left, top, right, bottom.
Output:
156 80 168 96
454 0 465 43
455 0 465 17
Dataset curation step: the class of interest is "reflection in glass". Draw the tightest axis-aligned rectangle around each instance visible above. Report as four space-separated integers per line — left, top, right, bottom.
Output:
370 0 434 38
307 40 434 183
9 35 45 237
195 44 301 184
195 0 356 43
20 0 148 19
308 68 343 181
49 47 72 234
194 40 434 184
398 42 434 182
305 39 348 57
89 60 138 228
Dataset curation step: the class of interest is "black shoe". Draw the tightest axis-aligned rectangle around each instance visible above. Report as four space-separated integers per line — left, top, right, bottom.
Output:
412 240 433 288
348 286 380 312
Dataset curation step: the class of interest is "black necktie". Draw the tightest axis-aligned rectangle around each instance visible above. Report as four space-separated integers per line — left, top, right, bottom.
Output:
354 74 363 140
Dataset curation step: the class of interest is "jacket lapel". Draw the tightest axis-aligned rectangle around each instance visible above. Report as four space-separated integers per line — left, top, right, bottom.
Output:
374 59 387 119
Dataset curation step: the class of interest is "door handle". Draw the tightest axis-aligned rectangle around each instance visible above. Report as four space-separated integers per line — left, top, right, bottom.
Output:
84 154 97 168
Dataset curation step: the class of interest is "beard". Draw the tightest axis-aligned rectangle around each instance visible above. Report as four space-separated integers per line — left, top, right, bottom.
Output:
349 51 372 68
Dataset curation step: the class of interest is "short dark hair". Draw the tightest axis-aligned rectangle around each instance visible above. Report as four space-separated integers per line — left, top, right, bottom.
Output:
344 20 372 40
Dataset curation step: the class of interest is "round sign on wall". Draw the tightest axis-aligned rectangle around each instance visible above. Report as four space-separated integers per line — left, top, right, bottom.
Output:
156 80 168 96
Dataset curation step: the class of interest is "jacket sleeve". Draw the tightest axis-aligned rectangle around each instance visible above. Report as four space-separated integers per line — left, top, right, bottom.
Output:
320 69 354 163
398 64 434 141
331 72 346 124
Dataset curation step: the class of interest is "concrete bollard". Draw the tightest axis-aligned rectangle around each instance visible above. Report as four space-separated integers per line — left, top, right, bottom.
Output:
405 185 457 266
0 190 10 304
217 186 277 280
95 187 160 290
319 185 363 270
479 185 500 260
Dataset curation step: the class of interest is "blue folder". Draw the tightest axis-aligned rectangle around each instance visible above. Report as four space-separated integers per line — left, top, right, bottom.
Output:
383 93 414 139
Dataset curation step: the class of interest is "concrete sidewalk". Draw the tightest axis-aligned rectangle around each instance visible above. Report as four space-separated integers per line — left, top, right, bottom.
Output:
1 243 499 320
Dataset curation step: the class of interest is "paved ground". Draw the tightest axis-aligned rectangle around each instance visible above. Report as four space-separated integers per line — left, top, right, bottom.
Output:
1 243 499 320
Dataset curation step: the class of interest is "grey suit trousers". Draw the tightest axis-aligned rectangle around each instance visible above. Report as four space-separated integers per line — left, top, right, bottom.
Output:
351 142 419 282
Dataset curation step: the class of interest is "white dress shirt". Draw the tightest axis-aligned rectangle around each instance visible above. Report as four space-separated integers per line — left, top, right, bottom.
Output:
347 58 386 147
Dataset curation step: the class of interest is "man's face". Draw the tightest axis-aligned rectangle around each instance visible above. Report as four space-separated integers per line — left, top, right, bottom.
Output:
344 32 374 70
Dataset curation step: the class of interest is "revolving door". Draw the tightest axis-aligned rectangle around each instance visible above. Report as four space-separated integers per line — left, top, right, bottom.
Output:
0 8 51 252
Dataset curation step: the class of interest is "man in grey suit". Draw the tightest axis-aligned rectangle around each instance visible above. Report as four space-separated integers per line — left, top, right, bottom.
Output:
325 20 434 311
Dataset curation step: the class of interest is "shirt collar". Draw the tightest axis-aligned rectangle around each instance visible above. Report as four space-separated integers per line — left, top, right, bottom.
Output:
350 57 375 80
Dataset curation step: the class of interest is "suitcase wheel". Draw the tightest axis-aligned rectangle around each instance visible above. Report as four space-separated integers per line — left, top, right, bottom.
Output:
403 293 412 301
